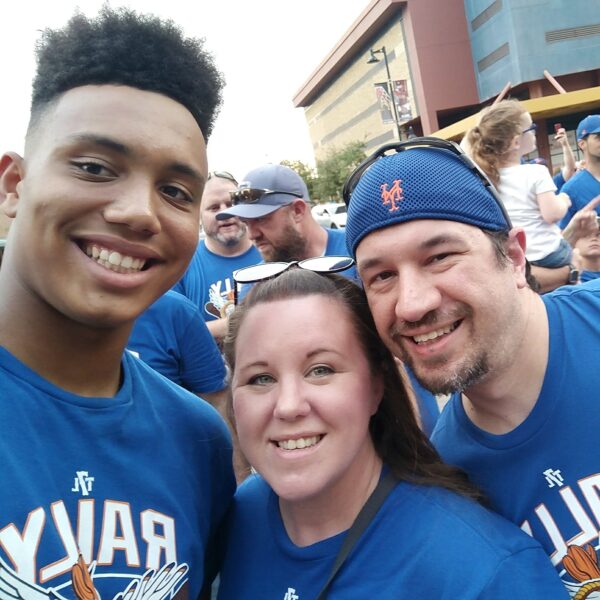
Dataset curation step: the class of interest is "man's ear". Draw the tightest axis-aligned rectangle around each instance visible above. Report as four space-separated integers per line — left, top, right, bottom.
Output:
506 228 528 288
0 152 25 218
289 199 307 222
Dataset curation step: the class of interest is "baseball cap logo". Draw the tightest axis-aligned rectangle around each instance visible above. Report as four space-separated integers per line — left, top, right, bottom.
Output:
380 179 403 212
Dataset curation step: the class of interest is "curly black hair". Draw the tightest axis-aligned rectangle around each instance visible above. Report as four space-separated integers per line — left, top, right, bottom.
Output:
30 5 224 138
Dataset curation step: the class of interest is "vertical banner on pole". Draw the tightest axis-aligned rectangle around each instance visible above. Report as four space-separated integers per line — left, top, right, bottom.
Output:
393 80 413 122
374 82 394 124
375 80 412 124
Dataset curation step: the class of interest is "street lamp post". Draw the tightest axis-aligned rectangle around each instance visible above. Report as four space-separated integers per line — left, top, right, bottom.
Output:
367 46 402 141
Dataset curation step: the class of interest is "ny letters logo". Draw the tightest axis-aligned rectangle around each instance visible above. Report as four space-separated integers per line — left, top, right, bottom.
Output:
380 180 403 212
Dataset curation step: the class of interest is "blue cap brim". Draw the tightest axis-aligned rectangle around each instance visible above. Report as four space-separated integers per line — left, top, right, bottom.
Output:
216 202 288 221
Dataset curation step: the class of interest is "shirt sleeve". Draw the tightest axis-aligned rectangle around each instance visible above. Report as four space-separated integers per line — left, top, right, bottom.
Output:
480 547 569 599
532 164 558 195
177 297 227 394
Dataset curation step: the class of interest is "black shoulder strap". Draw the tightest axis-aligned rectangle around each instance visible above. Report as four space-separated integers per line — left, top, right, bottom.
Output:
315 471 398 600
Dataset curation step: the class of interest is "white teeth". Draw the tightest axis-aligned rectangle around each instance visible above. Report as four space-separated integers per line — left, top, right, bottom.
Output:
278 436 321 451
108 251 122 266
84 244 147 274
413 324 456 344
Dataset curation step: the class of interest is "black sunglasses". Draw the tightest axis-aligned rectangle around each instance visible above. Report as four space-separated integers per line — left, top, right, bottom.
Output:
341 136 512 228
522 123 537 134
229 187 303 205
208 171 238 185
232 256 355 305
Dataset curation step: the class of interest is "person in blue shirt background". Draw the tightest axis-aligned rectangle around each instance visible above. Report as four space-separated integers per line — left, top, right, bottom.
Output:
128 290 227 402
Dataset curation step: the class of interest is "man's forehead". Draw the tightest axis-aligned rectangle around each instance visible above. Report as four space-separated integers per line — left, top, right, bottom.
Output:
27 85 207 171
202 179 236 207
357 219 484 258
32 85 204 141
204 177 237 195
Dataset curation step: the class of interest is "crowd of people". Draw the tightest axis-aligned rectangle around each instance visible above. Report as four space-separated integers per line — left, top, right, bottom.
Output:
1 5 599 600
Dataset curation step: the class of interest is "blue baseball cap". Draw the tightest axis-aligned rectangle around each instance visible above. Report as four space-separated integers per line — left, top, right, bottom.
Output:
345 146 510 257
576 115 600 141
216 164 309 220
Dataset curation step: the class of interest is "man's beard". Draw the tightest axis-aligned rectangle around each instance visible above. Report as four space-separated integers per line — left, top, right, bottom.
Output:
262 224 308 262
209 223 247 247
402 349 490 395
389 305 490 395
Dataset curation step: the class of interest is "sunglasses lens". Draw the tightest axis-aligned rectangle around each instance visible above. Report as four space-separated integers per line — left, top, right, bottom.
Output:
232 188 265 204
298 256 355 273
234 262 290 284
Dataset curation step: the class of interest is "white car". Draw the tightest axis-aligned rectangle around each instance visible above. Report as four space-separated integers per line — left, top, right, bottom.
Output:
311 203 347 229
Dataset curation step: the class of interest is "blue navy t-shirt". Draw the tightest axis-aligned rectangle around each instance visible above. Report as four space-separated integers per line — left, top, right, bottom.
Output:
128 290 226 394
218 473 566 598
559 170 600 228
0 346 235 600
173 241 261 320
432 279 600 595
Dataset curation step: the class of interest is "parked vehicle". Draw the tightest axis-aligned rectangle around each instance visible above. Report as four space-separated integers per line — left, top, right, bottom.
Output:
311 203 347 229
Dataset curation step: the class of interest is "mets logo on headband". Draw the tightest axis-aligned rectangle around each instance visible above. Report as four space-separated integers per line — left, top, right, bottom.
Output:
380 179 403 212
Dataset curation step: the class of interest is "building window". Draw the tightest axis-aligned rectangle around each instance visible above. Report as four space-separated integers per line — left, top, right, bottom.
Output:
471 0 503 31
477 42 509 72
546 23 600 43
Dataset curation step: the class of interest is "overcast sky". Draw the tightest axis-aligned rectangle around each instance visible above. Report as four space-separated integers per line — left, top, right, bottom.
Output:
0 0 369 179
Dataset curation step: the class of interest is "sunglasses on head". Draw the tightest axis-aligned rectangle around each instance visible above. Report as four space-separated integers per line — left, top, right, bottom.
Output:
229 187 303 205
232 256 355 305
341 136 512 228
208 171 238 185
522 123 537 134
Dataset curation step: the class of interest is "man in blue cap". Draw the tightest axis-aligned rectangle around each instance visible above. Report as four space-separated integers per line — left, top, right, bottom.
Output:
216 164 350 263
560 115 600 231
344 138 600 595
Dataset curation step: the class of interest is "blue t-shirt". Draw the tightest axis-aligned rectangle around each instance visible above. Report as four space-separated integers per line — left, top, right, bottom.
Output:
326 227 358 279
128 290 226 394
217 473 566 599
559 170 600 229
431 278 600 596
581 269 600 283
173 241 261 320
0 346 236 600
553 171 566 192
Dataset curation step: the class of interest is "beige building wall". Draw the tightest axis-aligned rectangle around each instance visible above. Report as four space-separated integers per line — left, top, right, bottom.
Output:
304 16 414 163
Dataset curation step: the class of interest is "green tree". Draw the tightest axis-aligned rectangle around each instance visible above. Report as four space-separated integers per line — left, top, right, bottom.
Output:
280 159 318 200
314 141 366 202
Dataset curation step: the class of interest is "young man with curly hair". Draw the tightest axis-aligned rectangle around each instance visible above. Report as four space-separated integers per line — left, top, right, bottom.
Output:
0 7 234 600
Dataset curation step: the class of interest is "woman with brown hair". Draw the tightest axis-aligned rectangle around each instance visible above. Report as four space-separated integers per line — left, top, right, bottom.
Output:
217 263 566 599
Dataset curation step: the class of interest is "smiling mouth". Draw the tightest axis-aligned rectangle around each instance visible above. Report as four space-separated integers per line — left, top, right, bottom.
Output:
83 244 150 274
412 321 459 344
276 435 323 451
